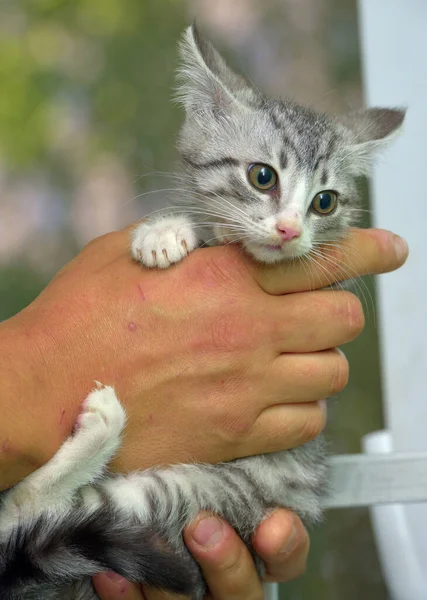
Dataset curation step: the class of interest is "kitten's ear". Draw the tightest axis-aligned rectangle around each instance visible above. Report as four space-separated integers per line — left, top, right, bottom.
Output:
339 108 406 175
176 24 254 117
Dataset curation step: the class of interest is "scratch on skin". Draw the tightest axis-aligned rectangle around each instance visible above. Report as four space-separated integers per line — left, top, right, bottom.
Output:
137 284 146 301
59 409 66 425
176 367 190 378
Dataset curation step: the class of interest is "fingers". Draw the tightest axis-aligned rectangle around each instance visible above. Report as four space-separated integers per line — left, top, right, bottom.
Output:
92 573 147 599
252 228 409 294
252 510 309 582
222 348 341 456
92 574 186 600
92 511 310 600
183 514 265 600
261 348 349 405
266 290 364 353
240 401 327 456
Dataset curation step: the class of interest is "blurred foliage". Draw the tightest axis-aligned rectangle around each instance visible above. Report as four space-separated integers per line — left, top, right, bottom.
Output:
0 0 186 180
0 0 187 317
0 263 46 320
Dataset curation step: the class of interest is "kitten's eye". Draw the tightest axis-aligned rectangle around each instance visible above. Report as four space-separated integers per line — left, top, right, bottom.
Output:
311 191 338 215
248 163 277 191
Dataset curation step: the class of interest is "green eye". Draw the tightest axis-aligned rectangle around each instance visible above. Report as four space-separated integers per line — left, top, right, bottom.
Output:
311 191 338 215
248 163 278 191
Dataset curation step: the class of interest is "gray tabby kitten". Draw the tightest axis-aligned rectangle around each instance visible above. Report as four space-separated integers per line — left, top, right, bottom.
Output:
0 25 404 600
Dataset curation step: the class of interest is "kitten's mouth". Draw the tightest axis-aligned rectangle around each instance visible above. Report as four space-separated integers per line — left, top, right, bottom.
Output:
256 241 300 254
245 240 308 263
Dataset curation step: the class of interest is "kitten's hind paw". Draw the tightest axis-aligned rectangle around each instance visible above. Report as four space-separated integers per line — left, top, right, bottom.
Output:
131 216 198 268
0 386 127 520
75 385 126 444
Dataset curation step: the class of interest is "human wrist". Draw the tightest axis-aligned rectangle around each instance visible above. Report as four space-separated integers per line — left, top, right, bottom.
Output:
0 314 40 488
0 309 74 489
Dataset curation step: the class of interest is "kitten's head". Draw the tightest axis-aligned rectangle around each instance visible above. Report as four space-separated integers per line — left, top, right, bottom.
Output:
176 25 405 263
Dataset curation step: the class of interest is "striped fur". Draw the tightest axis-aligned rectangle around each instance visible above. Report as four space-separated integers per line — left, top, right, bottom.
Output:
0 387 326 599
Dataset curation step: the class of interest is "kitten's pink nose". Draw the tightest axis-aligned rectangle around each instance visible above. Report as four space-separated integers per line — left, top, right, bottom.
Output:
276 224 301 241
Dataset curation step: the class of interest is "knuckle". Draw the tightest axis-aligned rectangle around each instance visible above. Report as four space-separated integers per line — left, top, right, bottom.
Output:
217 559 263 600
209 312 251 353
214 403 256 442
188 247 243 289
218 550 243 576
330 353 349 395
210 313 240 351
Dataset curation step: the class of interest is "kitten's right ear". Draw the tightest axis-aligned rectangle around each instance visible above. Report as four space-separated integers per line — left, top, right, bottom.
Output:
339 107 406 175
176 24 254 118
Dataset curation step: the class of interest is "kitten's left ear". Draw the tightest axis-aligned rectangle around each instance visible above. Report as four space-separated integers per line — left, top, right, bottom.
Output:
176 24 256 118
339 108 406 175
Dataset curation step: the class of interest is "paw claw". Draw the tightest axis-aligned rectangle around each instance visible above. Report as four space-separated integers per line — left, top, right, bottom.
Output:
75 385 126 441
131 217 197 269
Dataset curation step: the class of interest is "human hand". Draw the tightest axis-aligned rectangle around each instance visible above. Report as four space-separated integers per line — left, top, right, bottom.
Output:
0 227 407 488
92 509 308 600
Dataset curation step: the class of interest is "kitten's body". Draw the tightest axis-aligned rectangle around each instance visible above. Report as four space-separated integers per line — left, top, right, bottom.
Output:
0 387 325 600
0 26 404 600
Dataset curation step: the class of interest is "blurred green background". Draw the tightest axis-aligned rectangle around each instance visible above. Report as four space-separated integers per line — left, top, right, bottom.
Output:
0 0 387 598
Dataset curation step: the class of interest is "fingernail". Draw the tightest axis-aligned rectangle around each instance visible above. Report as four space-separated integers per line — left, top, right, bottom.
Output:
102 572 129 595
192 517 224 547
279 522 297 554
393 234 408 262
317 399 328 419
318 398 327 413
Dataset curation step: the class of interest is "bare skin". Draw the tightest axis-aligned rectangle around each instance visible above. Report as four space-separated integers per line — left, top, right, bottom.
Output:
0 226 408 598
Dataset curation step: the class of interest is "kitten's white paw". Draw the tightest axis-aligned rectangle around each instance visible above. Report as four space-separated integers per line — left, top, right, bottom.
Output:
76 385 126 442
0 385 126 525
131 216 198 269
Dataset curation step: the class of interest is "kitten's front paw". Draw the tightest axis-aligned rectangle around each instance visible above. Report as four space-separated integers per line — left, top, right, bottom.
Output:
75 384 126 443
131 216 197 268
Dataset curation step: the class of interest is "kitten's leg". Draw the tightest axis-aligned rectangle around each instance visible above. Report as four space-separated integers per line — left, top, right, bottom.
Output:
0 384 125 529
131 215 198 268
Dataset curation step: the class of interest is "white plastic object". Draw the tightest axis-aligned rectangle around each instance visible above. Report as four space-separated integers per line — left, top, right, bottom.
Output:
264 583 279 600
363 431 427 600
358 0 427 598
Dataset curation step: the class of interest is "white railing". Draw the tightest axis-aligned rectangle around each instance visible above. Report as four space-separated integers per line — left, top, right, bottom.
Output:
267 2 427 598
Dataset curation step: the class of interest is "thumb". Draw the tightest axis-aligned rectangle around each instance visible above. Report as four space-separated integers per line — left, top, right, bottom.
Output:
92 572 146 600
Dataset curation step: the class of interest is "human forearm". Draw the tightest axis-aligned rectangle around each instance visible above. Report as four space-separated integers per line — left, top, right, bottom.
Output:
0 315 68 490
0 351 39 490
